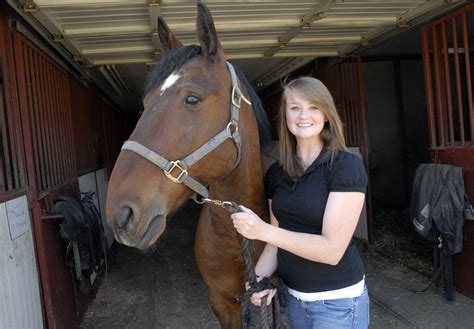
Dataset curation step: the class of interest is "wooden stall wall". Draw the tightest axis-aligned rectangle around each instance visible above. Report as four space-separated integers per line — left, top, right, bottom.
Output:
70 80 126 248
11 29 89 328
0 11 26 197
321 58 371 241
70 79 99 176
421 3 474 298
1 2 132 326
0 7 44 328
102 101 128 174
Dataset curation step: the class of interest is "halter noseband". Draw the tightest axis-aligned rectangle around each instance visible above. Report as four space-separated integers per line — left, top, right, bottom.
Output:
121 62 250 199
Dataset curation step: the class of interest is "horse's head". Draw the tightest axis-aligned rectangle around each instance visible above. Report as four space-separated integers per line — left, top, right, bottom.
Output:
106 3 256 249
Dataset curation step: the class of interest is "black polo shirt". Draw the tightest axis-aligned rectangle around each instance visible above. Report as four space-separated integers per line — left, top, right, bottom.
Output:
265 149 368 293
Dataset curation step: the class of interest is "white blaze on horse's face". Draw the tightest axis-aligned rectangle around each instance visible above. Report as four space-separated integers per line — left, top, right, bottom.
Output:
160 72 181 96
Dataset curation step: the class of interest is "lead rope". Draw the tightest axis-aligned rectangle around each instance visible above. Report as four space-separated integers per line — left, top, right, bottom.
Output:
194 196 287 329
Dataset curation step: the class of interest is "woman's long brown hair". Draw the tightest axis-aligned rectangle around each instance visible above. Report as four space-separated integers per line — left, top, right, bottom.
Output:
278 77 348 181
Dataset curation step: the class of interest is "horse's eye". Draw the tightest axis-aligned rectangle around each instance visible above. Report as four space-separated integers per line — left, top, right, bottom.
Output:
185 94 201 106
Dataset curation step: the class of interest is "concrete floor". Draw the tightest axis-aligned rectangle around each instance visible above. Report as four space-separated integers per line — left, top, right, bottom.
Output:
80 201 474 329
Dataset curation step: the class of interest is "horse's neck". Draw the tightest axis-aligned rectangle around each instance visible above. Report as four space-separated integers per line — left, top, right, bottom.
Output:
211 156 265 208
210 141 266 217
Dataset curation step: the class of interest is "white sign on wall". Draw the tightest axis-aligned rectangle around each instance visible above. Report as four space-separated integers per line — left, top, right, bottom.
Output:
6 195 30 240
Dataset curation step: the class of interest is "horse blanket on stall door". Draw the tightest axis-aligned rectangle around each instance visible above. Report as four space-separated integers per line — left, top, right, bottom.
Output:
410 163 468 301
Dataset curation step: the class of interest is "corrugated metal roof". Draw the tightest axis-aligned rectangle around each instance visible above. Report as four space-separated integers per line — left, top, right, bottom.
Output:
11 0 462 64
6 0 466 109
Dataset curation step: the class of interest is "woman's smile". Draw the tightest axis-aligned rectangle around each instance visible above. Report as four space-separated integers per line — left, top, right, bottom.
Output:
285 89 326 142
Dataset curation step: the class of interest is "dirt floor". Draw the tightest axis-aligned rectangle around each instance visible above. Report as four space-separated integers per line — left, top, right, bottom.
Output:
372 209 434 276
80 201 474 329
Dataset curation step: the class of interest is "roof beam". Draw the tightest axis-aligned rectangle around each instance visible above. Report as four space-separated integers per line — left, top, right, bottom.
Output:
148 0 161 61
64 23 151 37
14 0 91 65
91 49 340 65
82 44 154 55
341 0 463 56
63 16 393 38
80 36 358 56
256 57 316 88
7 0 91 75
35 0 144 7
263 0 337 57
92 56 155 66
228 50 340 59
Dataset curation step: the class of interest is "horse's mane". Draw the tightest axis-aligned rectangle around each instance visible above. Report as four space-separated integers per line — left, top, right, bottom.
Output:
143 45 272 147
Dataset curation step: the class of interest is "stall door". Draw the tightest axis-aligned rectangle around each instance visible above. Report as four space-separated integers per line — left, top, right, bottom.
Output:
0 9 43 328
421 3 474 299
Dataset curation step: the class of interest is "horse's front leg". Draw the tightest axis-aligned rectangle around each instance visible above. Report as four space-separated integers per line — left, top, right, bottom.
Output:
207 288 242 329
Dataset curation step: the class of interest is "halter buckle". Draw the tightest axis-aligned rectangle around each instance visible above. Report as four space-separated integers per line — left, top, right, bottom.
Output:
164 160 187 184
231 87 251 109
226 120 239 134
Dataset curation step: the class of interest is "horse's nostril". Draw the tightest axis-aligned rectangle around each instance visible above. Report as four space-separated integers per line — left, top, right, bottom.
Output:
116 206 133 229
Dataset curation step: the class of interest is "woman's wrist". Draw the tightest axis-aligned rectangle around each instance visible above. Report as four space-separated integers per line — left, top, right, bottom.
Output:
261 222 276 243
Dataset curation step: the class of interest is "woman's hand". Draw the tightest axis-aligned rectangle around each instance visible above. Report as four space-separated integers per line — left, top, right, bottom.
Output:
231 205 268 240
246 276 277 307
250 289 277 306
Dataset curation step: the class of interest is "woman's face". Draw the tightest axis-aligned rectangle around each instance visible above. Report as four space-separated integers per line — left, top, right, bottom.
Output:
285 89 326 143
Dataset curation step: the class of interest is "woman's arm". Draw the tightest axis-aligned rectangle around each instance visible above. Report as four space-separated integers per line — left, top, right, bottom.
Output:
233 191 365 265
254 200 278 277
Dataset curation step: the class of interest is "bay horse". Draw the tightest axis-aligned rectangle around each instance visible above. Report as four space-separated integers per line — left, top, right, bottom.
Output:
106 2 273 328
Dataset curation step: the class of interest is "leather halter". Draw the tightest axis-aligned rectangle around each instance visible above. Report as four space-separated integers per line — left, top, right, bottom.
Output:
121 62 251 199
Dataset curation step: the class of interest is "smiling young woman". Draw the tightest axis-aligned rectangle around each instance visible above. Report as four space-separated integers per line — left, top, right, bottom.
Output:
232 77 369 329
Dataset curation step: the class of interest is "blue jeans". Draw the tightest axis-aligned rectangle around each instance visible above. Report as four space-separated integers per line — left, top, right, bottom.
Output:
286 285 370 329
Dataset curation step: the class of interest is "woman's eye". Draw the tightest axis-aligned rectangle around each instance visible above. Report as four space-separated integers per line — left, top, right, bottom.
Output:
310 106 319 110
290 106 299 111
185 95 201 106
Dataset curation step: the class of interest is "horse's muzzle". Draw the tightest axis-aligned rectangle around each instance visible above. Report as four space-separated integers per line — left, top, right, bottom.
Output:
111 205 167 249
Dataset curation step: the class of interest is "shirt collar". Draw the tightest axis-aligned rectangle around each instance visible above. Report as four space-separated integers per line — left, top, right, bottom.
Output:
303 148 331 175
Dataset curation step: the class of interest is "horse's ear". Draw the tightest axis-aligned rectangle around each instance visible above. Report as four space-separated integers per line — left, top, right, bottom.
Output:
158 16 182 54
196 1 223 60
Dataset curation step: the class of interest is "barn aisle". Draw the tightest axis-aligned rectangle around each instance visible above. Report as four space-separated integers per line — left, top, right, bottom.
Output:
80 201 220 328
80 200 474 329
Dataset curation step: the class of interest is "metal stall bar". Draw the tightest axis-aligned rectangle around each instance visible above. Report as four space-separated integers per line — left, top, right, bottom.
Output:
0 86 14 190
348 60 358 145
441 21 454 145
55 71 68 182
53 69 70 183
0 85 10 190
29 49 47 190
37 52 53 187
356 57 370 164
340 63 350 143
344 61 354 145
52 65 66 184
340 61 350 144
421 28 437 148
64 73 77 182
422 3 474 147
451 16 465 145
43 60 58 188
50 62 64 186
461 12 473 142
432 25 446 147
51 68 65 183
356 56 372 242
